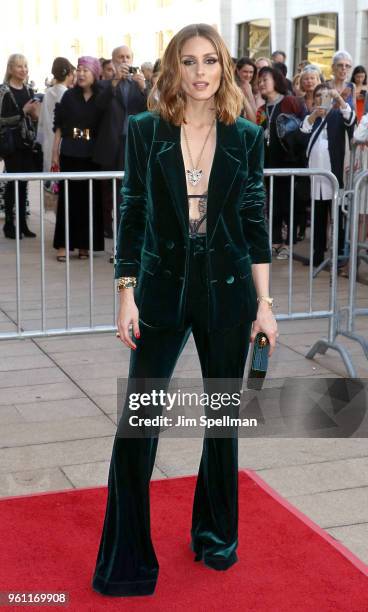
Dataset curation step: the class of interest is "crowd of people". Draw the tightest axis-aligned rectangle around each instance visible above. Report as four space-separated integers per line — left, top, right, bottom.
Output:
0 44 367 269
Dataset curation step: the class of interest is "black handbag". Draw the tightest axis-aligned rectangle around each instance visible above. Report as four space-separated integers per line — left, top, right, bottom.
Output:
0 84 37 157
0 125 16 158
276 113 302 153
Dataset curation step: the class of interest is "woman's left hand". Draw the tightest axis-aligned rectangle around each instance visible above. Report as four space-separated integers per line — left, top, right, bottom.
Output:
250 303 279 356
329 88 345 108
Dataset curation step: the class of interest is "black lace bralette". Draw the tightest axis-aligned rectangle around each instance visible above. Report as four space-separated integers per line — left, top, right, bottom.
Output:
187 191 207 236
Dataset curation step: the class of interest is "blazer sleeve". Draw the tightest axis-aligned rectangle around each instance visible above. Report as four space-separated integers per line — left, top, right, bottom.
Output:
240 126 272 264
114 115 147 278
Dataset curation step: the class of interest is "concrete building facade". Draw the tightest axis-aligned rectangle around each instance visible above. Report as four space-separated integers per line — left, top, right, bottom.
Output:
229 0 368 78
0 0 220 88
1 0 368 88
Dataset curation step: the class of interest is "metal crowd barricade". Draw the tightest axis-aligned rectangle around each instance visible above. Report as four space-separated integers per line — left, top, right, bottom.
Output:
335 166 368 363
0 166 361 376
0 171 123 340
264 168 359 376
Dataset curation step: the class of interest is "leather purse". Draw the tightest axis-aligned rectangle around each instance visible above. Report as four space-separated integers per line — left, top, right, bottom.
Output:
247 332 270 390
0 126 16 158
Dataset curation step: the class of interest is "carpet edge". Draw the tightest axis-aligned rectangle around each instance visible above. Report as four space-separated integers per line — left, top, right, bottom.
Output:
241 468 368 579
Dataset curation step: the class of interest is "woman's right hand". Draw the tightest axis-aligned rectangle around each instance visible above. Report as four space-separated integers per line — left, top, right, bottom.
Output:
117 291 140 350
308 107 326 124
240 80 253 100
23 100 35 115
23 99 39 120
51 153 60 170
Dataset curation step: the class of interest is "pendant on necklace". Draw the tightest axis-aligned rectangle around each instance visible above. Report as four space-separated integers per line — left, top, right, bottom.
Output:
186 168 203 186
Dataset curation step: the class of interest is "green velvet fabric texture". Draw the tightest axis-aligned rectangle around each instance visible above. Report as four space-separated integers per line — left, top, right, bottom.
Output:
93 113 272 596
92 235 253 597
114 111 271 331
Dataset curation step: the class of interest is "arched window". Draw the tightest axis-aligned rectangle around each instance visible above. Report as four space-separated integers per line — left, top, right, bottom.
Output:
294 13 338 77
237 19 271 59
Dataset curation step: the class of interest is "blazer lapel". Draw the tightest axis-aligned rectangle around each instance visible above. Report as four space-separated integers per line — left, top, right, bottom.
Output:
206 120 243 243
156 119 189 237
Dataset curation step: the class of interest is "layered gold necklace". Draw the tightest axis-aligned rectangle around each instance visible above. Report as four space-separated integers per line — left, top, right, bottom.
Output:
182 118 216 187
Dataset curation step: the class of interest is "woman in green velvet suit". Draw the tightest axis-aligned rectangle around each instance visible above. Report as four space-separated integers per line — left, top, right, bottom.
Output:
92 24 278 598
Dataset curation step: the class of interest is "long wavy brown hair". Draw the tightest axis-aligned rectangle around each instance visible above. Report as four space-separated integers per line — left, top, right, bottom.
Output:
148 23 243 125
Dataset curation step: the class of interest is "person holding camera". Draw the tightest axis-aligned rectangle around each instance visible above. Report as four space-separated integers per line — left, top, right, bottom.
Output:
326 51 356 111
0 53 40 239
300 84 355 266
93 45 147 240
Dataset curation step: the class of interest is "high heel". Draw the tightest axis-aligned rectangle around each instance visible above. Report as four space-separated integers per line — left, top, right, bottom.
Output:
3 224 22 240
21 225 37 238
190 540 238 570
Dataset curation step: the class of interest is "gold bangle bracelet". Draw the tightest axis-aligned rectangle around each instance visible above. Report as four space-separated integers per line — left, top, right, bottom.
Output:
116 277 137 291
257 296 274 308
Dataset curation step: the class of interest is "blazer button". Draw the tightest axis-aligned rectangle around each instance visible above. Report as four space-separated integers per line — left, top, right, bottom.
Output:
166 240 175 249
225 243 231 250
226 275 235 284
163 269 172 278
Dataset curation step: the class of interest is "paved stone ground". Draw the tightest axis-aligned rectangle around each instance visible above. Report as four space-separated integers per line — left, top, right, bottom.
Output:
0 179 368 567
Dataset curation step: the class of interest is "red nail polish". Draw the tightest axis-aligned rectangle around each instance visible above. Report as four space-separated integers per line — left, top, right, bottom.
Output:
136 332 140 338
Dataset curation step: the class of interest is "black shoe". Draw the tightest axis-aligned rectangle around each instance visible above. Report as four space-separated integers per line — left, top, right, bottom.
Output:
21 225 37 238
3 224 22 240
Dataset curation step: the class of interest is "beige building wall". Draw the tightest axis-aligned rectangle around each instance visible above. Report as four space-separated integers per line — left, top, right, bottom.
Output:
0 0 221 90
230 0 368 75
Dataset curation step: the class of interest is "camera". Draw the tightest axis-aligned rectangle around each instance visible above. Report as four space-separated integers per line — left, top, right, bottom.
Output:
128 66 139 74
319 90 332 110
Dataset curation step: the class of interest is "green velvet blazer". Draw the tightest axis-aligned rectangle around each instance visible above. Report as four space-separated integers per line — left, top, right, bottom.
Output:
115 111 271 331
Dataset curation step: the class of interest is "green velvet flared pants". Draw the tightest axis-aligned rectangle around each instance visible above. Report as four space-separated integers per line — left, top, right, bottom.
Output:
92 235 253 597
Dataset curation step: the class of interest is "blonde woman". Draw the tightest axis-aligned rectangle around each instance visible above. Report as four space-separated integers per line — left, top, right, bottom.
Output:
0 54 39 238
298 65 322 112
92 23 277 598
255 56 272 70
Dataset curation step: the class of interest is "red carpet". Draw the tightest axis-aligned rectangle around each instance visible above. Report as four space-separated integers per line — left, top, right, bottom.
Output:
0 470 367 612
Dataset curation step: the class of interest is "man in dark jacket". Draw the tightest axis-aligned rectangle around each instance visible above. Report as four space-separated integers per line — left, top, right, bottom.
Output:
94 45 147 240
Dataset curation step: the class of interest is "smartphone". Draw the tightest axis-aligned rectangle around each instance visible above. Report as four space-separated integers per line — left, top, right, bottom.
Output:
128 66 139 74
319 90 332 110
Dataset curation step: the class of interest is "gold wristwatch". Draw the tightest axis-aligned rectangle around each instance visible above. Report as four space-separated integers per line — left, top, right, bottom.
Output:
257 296 274 308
